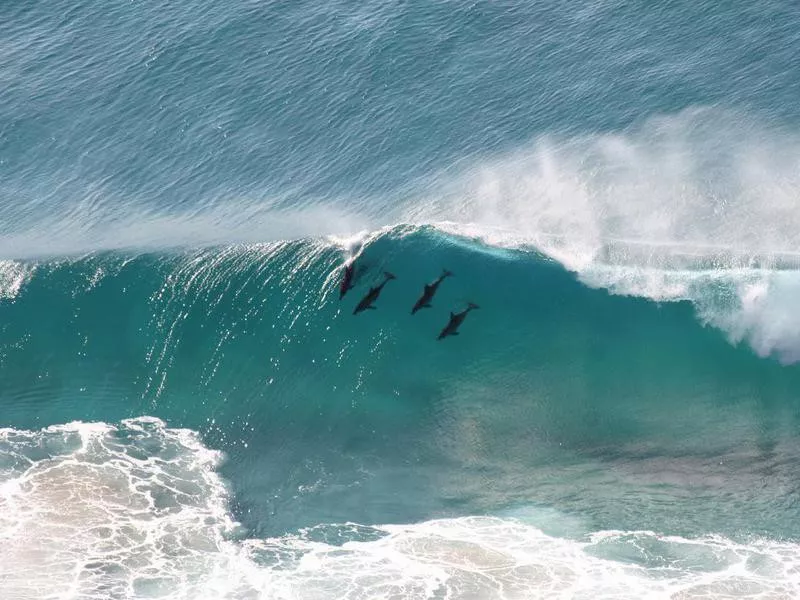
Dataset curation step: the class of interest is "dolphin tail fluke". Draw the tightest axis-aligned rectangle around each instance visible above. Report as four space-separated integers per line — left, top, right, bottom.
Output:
442 269 453 278
467 302 480 310
384 271 396 280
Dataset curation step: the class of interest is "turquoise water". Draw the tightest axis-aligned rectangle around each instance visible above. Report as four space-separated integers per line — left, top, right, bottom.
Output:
2 1 800 598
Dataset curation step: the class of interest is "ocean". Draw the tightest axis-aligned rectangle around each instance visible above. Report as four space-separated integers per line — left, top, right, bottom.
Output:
2 0 800 598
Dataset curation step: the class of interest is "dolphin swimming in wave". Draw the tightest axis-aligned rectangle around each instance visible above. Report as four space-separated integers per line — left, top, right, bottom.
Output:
353 272 396 314
411 269 452 315
340 262 355 299
437 303 479 340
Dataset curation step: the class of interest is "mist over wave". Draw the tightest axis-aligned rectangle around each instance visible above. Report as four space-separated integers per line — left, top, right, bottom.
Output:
2 109 799 361
414 109 800 263
408 109 800 362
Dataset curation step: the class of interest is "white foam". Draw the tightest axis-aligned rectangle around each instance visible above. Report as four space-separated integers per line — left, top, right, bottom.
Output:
3 418 800 599
250 517 800 599
0 417 254 599
408 108 800 361
0 260 34 300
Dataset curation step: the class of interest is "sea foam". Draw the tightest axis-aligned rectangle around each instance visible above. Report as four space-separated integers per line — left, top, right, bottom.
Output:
2 417 800 599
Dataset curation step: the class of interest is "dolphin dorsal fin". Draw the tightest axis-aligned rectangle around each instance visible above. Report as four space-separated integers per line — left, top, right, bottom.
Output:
450 312 454 318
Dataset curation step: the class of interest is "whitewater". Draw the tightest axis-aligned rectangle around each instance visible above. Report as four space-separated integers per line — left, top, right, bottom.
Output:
2 0 800 598
3 418 800 599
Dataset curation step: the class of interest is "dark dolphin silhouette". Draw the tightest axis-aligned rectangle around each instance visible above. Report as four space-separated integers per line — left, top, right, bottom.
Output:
339 262 355 299
353 272 396 314
411 269 452 315
437 303 479 340
339 259 369 300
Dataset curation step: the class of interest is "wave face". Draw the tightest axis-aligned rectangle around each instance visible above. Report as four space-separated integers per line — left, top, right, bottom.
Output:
1 230 800 541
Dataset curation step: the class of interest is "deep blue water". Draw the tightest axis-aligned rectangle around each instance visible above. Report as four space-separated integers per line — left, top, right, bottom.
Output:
1 1 800 598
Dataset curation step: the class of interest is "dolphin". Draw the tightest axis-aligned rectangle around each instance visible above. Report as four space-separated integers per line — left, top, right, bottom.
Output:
353 272 396 314
411 269 452 315
437 303 479 340
340 262 356 299
340 260 370 299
